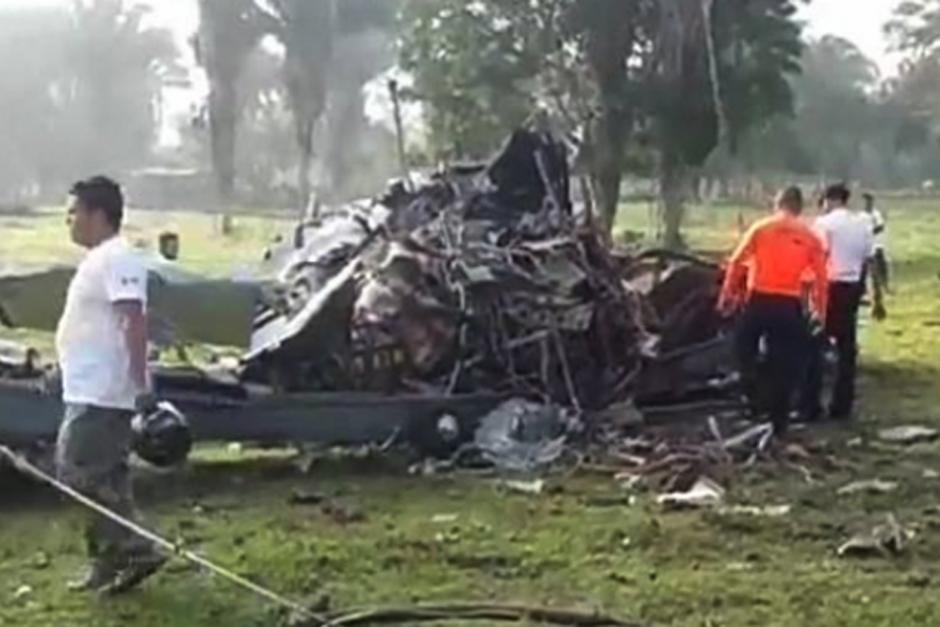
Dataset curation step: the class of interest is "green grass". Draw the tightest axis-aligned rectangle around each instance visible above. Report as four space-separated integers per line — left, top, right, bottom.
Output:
2 200 940 626
0 207 292 275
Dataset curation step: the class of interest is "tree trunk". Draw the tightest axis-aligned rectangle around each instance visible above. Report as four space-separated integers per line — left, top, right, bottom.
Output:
297 116 315 219
590 104 629 236
208 83 237 204
659 152 687 250
208 80 237 235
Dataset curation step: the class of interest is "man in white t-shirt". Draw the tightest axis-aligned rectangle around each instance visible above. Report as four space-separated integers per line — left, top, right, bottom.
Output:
862 192 890 295
54 176 165 595
800 183 879 421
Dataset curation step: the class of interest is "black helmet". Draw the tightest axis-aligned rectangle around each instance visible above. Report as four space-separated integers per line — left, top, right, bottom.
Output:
132 401 192 467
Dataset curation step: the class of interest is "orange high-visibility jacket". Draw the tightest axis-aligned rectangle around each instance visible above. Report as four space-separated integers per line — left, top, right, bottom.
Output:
720 211 828 318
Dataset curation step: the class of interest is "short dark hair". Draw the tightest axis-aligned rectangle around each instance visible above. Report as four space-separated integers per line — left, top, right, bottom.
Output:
777 186 804 214
70 176 124 231
824 183 850 205
862 192 874 202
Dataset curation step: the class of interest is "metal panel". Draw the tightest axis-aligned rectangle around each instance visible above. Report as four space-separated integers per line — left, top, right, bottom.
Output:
0 376 504 448
0 265 260 348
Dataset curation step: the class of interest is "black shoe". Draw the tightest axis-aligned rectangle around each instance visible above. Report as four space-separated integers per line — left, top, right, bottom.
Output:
99 552 167 596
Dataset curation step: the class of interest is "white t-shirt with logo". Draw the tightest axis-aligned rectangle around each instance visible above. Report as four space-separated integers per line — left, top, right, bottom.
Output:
56 237 148 410
814 208 875 283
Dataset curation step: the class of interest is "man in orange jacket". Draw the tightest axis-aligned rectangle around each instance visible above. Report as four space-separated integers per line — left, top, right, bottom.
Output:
718 186 828 436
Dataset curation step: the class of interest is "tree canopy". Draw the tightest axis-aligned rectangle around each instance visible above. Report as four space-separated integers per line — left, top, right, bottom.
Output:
0 1 178 200
398 0 806 244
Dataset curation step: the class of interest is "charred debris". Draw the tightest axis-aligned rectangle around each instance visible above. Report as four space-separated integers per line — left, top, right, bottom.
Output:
244 129 737 432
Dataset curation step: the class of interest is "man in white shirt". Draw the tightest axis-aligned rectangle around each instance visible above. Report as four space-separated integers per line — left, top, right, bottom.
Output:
54 176 165 595
862 193 890 296
800 183 878 421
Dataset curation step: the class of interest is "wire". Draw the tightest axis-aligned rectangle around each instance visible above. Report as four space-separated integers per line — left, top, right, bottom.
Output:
0 444 321 623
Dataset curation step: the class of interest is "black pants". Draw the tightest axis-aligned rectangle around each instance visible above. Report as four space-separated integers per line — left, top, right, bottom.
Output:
801 281 863 419
735 293 809 433
873 249 889 290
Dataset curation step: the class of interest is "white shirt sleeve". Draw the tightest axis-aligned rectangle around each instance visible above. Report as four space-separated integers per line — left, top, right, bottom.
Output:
105 251 148 304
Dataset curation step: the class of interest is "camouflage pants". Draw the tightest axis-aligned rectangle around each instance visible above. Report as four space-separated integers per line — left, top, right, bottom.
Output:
55 404 154 568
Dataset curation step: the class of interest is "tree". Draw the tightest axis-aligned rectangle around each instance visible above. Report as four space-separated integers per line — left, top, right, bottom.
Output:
255 0 401 209
886 1 940 133
886 0 940 61
235 47 296 206
399 0 547 160
195 0 269 204
320 27 396 200
0 6 72 197
0 1 178 200
398 0 805 245
69 0 180 172
646 0 804 248
399 0 643 231
564 1 642 234
254 0 335 211
794 36 881 179
704 27 940 191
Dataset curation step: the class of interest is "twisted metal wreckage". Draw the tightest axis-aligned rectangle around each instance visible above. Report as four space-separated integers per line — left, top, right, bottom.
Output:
0 129 746 472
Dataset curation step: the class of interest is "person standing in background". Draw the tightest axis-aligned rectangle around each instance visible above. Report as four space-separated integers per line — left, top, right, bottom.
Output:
862 192 890 298
801 183 878 422
719 186 828 437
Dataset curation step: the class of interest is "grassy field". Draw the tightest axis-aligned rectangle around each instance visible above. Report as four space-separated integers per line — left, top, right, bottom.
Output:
2 199 940 626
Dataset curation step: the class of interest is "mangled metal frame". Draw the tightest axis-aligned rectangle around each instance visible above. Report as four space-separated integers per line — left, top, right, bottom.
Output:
0 129 742 459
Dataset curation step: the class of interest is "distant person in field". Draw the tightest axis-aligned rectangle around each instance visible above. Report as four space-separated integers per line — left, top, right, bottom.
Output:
862 193 890 295
55 176 166 595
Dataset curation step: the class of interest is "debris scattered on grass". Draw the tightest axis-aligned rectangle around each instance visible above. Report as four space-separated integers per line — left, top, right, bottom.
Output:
877 425 938 445
13 585 32 601
837 514 913 558
657 477 725 509
320 500 366 524
583 494 636 508
31 552 49 569
837 479 899 496
289 489 328 506
717 504 792 517
783 443 811 461
499 478 546 496
615 473 644 491
472 399 569 473
923 468 939 480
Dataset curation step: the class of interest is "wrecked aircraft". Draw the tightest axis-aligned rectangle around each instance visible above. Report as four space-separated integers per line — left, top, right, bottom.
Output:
0 129 736 465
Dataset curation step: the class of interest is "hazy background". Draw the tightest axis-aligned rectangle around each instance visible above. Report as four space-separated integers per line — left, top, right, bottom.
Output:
0 0 937 214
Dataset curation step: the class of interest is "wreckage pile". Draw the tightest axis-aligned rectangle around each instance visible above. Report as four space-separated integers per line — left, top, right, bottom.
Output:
248 130 728 419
